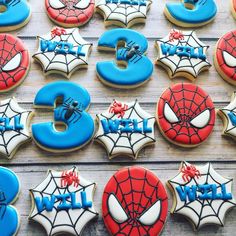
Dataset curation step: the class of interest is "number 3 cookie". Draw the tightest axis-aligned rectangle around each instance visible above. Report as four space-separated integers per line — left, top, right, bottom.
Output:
32 81 94 153
96 29 153 89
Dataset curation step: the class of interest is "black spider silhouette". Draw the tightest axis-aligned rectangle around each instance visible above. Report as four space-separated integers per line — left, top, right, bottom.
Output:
59 98 83 124
120 41 143 64
0 191 6 219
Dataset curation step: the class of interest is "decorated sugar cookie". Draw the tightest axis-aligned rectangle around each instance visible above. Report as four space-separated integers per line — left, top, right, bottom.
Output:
29 167 98 235
97 29 153 88
0 0 31 32
32 81 94 153
231 0 236 19
102 166 168 236
218 92 236 140
0 34 30 92
0 166 20 236
95 100 155 159
155 30 211 81
33 27 92 79
157 83 215 147
45 0 95 27
164 0 217 27
214 30 236 86
168 162 236 230
96 0 152 28
0 98 32 159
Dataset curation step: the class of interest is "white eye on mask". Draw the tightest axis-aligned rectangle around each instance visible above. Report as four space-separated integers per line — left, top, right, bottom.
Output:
164 102 179 123
190 109 210 128
49 0 66 9
2 53 22 72
223 51 236 68
74 0 90 9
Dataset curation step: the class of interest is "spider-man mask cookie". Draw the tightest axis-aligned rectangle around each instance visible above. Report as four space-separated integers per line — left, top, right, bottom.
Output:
29 167 98 235
168 162 236 230
157 83 215 147
214 30 236 86
0 34 30 92
102 166 168 236
45 0 95 27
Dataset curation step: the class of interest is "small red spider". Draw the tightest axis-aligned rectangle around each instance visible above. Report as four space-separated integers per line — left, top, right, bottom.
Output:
51 27 67 38
169 29 185 42
181 165 201 182
109 101 128 118
61 170 80 188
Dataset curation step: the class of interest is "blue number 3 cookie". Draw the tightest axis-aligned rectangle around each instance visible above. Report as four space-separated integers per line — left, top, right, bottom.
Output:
0 166 20 236
32 81 95 152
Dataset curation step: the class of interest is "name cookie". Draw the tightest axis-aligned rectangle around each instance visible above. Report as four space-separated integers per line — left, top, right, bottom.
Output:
155 30 211 81
164 0 217 27
29 167 98 235
157 83 215 147
168 162 236 230
214 30 236 86
33 27 92 79
96 0 152 28
102 166 168 236
95 100 156 159
45 0 95 27
0 34 30 92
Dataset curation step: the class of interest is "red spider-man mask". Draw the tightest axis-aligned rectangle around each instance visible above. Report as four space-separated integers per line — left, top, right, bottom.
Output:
215 30 236 82
45 0 95 27
157 83 215 147
0 34 29 92
102 166 168 236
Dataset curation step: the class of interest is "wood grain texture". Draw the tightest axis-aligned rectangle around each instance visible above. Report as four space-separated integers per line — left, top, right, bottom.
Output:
1 0 236 235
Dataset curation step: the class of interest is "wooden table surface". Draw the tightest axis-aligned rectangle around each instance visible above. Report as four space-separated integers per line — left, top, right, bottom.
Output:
2 0 236 235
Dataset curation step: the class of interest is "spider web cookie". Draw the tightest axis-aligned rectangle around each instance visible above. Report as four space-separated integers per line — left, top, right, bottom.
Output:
29 167 98 236
96 0 152 28
155 30 211 81
95 100 156 159
33 27 92 78
168 162 236 230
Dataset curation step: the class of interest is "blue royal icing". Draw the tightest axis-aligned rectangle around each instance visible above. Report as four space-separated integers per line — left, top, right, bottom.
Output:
165 0 217 25
0 166 20 236
32 81 94 151
105 0 146 5
96 29 153 87
228 112 236 126
0 0 31 28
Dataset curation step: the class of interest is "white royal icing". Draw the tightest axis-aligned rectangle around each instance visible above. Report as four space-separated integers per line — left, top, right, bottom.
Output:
2 53 22 72
49 0 66 9
223 51 236 68
190 109 210 128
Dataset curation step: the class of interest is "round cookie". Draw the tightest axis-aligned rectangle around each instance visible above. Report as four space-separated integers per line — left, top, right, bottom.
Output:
94 100 156 159
214 30 236 86
102 166 168 236
45 0 95 27
0 34 30 92
155 29 211 81
157 83 215 147
0 166 20 236
168 162 236 230
164 0 217 28
231 0 236 19
29 167 98 235
0 0 31 32
96 0 152 28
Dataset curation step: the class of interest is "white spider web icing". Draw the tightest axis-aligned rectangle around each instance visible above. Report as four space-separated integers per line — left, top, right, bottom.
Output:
95 100 155 158
29 167 98 236
156 30 211 78
169 162 236 230
33 28 92 76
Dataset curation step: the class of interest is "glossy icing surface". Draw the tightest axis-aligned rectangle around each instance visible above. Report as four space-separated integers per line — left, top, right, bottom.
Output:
29 167 98 235
0 0 31 28
97 29 153 87
165 0 217 25
0 34 30 92
168 162 236 230
45 0 95 27
155 30 211 79
96 0 152 27
33 27 92 78
0 166 20 236
95 100 155 159
32 81 94 152
215 30 236 83
157 83 215 146
102 166 168 236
